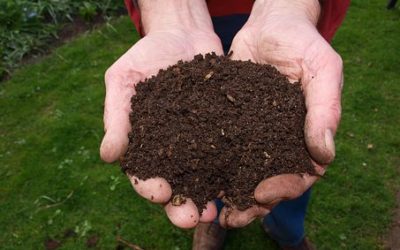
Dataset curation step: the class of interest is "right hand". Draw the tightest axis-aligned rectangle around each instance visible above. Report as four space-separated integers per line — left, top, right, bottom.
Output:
218 0 342 228
100 12 223 228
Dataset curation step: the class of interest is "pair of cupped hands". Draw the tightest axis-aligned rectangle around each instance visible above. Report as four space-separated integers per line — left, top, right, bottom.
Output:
100 0 343 229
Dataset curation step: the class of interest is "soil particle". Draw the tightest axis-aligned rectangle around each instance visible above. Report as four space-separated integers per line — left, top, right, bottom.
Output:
121 53 315 211
172 194 187 206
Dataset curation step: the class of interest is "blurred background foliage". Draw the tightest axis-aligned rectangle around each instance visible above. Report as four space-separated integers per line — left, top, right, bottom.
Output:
0 0 125 80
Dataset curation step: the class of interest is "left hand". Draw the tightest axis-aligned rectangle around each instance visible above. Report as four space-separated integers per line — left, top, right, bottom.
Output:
219 0 343 227
100 0 224 229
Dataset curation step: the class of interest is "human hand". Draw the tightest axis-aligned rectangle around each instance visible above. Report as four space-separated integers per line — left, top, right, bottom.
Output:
100 0 223 228
220 0 343 227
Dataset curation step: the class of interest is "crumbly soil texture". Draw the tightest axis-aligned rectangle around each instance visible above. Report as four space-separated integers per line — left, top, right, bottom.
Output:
121 53 315 211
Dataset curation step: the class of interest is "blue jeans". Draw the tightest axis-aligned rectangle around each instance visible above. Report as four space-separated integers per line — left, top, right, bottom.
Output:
214 190 311 247
212 15 311 247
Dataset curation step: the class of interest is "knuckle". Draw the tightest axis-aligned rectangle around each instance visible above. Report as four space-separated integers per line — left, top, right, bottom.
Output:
104 66 119 86
229 217 245 228
328 50 343 72
224 212 245 228
255 206 269 217
330 103 342 124
333 52 343 69
283 183 302 200
308 99 341 126
105 66 142 89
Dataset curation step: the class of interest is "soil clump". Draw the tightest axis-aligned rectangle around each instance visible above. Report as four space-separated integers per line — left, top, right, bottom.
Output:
121 53 315 211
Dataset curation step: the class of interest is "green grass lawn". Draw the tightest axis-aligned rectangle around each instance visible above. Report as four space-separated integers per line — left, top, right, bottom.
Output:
0 1 399 249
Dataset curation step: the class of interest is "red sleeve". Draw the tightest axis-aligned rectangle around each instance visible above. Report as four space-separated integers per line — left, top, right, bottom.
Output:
317 0 351 42
125 0 143 36
125 0 350 42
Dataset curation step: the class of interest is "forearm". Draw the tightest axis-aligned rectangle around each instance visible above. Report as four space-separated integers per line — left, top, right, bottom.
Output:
138 0 213 34
246 0 321 27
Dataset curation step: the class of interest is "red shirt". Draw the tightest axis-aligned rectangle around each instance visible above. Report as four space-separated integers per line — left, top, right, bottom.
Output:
125 0 350 43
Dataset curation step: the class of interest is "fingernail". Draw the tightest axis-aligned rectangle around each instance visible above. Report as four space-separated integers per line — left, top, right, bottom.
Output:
324 129 335 162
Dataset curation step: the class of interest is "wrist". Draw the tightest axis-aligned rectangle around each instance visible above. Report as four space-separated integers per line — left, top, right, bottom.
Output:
138 0 214 35
248 0 321 27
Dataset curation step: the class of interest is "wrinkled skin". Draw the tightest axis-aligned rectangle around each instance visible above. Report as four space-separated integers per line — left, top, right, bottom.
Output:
219 13 343 228
100 0 343 229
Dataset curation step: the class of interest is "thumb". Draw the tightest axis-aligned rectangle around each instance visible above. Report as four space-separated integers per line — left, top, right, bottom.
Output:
303 47 343 165
100 66 144 163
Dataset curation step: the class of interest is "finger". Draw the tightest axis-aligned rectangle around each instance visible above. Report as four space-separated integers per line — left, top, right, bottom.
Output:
254 173 319 204
219 205 270 228
129 175 172 203
100 64 144 163
199 201 218 223
303 44 343 165
165 198 200 229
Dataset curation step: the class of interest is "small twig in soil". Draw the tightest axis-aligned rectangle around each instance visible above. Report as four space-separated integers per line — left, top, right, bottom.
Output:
116 236 144 250
226 94 235 103
204 71 214 80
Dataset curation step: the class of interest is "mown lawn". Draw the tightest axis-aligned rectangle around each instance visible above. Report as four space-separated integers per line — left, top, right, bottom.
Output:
0 1 399 249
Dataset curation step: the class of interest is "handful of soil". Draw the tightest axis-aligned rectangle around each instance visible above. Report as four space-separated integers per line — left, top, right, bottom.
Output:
121 53 315 211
